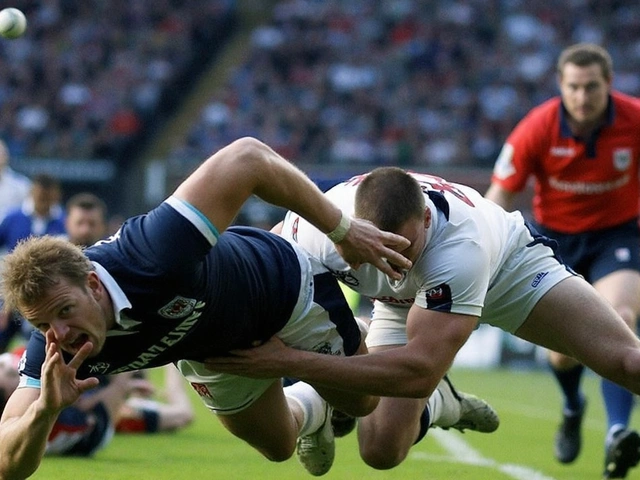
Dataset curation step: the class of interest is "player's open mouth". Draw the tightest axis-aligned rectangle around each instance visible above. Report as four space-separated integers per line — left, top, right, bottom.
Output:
69 334 89 351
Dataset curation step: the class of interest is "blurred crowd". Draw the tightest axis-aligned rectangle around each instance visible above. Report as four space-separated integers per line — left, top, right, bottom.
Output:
3 0 640 172
0 0 236 164
169 0 640 169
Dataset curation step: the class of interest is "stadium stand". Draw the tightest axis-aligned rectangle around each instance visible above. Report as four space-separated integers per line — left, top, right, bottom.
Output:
168 0 640 171
0 0 236 163
3 0 640 216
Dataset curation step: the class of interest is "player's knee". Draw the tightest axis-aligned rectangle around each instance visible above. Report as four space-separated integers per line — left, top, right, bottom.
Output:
359 440 407 470
259 441 296 463
621 347 640 383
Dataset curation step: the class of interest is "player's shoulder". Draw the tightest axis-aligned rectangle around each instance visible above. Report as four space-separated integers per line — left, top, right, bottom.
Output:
611 90 640 116
522 97 561 124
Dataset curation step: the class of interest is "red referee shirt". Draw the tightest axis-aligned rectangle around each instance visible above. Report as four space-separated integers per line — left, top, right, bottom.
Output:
491 91 640 233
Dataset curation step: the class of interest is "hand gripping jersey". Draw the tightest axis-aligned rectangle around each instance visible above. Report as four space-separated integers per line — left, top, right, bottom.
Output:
491 91 640 233
282 172 572 336
20 197 304 381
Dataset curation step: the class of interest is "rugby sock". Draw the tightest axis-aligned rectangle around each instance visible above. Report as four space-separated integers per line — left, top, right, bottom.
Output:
284 381 326 437
428 389 445 426
601 378 633 434
415 386 451 444
551 363 584 412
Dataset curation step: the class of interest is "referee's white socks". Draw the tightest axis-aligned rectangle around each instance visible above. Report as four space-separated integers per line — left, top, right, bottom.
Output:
284 381 327 437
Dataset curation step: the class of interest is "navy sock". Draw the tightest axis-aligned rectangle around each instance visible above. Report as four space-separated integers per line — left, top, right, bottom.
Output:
551 363 585 412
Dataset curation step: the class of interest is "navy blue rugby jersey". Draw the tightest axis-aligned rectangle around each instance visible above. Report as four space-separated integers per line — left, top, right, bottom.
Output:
21 199 302 380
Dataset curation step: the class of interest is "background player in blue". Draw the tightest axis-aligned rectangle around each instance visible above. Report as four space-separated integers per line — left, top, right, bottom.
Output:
0 137 416 480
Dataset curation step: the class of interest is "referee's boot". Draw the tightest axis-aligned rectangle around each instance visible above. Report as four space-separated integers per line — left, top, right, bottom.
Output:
554 399 586 464
603 428 640 479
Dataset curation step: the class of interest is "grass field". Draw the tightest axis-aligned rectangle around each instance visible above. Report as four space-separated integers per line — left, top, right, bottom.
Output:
30 367 630 480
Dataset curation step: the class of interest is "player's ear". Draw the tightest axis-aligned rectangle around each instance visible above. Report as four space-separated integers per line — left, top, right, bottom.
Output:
86 271 102 299
423 208 432 229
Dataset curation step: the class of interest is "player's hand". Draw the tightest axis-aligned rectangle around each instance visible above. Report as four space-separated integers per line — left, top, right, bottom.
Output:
335 217 411 280
204 336 298 378
40 330 100 413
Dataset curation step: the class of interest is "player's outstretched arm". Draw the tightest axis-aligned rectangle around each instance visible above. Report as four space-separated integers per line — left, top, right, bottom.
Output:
172 137 411 279
206 309 477 399
0 332 99 480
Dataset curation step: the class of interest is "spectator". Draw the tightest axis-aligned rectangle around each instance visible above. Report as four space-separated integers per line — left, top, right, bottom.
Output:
0 140 31 223
64 192 109 247
0 174 65 352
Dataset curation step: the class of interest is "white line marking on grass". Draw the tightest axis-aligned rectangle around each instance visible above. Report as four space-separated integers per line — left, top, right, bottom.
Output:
411 429 558 480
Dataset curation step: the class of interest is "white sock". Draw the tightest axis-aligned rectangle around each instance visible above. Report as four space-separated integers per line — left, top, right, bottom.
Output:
427 382 460 427
284 381 327 437
427 391 442 427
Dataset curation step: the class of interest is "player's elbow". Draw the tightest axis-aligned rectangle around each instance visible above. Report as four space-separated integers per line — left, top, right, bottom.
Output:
401 359 444 398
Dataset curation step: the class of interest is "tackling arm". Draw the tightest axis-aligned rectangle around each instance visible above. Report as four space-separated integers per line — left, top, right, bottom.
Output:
205 307 478 398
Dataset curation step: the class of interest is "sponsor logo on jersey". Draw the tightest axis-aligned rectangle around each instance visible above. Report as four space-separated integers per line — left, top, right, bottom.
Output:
425 283 452 311
158 296 198 319
291 216 299 242
550 146 575 156
531 271 548 287
613 148 632 171
548 174 629 194
88 362 111 374
190 382 212 399
371 296 414 305
109 304 206 374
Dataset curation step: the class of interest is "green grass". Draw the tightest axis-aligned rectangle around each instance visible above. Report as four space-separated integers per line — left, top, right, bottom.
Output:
30 367 624 480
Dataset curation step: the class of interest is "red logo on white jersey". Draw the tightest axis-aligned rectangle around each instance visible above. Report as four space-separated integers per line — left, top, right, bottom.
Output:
191 382 212 398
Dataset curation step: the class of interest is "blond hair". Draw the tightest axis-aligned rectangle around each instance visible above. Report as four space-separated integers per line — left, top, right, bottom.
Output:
1 235 94 312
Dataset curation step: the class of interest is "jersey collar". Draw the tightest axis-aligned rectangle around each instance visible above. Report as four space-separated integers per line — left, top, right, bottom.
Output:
559 94 614 138
91 261 137 331
559 95 614 158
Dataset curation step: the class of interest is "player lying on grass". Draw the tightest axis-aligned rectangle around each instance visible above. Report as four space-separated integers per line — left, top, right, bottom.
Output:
0 353 193 457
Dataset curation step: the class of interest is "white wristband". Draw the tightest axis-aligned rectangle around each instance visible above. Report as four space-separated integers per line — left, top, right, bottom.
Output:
326 213 351 243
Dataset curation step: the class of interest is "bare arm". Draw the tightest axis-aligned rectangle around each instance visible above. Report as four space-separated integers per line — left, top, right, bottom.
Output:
0 333 99 480
204 307 478 398
172 137 411 279
484 182 518 211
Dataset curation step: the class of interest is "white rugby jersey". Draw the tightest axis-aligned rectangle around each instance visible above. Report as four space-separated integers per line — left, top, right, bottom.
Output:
282 172 535 322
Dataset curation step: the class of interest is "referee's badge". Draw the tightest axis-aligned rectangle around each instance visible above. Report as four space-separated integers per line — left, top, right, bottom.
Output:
613 148 631 171
158 296 197 319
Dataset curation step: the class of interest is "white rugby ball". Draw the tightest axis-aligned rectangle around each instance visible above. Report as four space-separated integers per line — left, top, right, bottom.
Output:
0 8 27 39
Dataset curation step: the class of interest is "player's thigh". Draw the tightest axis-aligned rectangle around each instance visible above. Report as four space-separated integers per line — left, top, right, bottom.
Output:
217 380 297 459
515 276 638 373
